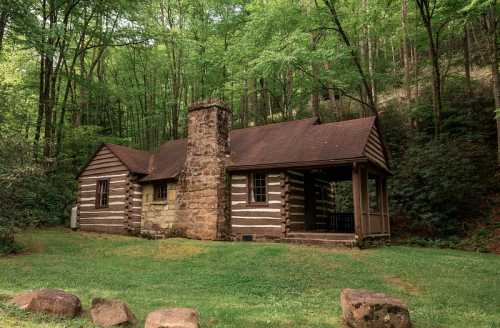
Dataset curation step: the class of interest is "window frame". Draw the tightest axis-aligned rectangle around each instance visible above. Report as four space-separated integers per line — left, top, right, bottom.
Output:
153 182 169 202
247 172 268 205
95 179 110 209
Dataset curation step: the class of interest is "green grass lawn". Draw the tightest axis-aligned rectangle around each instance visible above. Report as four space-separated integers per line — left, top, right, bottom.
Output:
0 228 499 328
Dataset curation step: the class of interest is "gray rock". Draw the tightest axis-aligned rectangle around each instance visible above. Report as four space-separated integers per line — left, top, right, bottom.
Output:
340 288 411 328
144 308 199 328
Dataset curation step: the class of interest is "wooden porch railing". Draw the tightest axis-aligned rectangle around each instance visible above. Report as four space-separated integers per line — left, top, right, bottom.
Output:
330 212 355 233
364 213 390 236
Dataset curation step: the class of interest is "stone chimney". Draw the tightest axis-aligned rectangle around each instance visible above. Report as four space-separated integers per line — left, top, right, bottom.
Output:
175 99 231 240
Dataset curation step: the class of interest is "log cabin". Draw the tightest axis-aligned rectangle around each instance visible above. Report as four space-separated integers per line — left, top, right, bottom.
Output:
77 99 391 246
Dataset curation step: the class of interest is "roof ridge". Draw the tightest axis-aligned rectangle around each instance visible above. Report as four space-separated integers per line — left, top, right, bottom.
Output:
105 143 154 154
154 116 377 149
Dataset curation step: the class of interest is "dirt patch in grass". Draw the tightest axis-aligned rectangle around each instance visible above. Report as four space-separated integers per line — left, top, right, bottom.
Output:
384 276 421 295
111 240 206 260
21 239 46 254
0 294 11 302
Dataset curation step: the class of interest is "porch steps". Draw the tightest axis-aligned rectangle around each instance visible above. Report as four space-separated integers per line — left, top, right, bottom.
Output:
284 232 357 248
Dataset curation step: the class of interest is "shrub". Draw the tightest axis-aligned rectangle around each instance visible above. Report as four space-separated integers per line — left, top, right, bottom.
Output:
0 134 43 253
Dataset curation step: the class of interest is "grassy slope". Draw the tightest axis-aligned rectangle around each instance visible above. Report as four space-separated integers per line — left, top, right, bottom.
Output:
0 229 499 328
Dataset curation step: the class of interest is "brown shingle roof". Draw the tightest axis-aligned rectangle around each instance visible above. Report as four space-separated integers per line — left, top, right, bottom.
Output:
105 143 153 175
95 116 383 181
140 139 187 182
228 116 376 170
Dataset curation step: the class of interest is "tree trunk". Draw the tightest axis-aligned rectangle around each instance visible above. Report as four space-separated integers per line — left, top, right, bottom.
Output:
416 0 442 137
42 46 54 160
464 23 472 97
401 0 411 104
364 0 377 110
249 78 258 124
484 2 500 163
0 9 8 53
311 61 321 120
321 0 377 116
240 79 248 127
324 62 341 119
33 53 45 158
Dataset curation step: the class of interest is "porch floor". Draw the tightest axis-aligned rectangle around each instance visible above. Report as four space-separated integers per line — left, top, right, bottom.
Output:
284 231 356 247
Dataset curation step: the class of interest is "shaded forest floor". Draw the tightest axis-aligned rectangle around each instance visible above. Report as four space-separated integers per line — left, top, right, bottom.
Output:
0 228 499 327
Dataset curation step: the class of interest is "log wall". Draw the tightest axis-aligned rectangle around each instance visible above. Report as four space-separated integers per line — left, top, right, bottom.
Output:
127 175 142 234
229 172 285 239
283 170 306 232
77 145 138 234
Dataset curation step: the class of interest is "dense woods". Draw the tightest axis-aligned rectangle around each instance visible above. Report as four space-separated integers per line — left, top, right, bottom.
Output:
0 0 499 252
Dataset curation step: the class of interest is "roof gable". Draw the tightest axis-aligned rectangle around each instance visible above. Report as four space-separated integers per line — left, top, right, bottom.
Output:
78 143 152 178
362 123 390 171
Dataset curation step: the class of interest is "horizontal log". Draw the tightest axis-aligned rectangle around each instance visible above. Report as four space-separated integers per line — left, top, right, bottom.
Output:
232 217 282 226
79 174 129 182
87 156 122 166
79 218 126 225
287 170 304 177
231 226 282 236
80 167 129 178
84 162 127 172
79 204 126 211
230 210 281 218
79 182 128 192
286 196 304 204
92 153 115 161
365 142 385 163
79 212 126 218
94 149 113 157
231 202 281 210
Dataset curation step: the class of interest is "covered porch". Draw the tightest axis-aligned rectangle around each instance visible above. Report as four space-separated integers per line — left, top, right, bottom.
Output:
283 162 390 245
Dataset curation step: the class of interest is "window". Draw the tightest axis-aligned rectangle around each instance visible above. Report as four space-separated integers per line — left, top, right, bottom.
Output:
95 179 109 208
154 182 168 201
249 173 267 203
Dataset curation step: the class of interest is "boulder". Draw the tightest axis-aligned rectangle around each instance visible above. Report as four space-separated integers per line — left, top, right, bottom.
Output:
9 288 81 318
90 298 137 327
145 308 199 328
340 288 411 328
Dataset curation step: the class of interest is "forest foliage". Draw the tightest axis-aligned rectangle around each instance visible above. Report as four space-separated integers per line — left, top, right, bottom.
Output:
0 0 499 252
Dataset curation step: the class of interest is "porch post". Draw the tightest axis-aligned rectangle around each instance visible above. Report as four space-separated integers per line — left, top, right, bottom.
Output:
352 163 363 240
381 177 390 235
359 166 369 235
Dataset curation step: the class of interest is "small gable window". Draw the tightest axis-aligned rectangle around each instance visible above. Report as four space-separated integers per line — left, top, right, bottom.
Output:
249 173 267 203
154 182 168 201
95 179 109 208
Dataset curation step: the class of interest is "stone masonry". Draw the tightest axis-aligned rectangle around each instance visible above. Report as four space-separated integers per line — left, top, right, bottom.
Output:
141 183 177 238
175 100 231 240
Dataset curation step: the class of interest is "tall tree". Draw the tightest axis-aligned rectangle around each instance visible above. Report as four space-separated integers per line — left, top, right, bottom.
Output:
401 0 411 104
320 0 377 116
483 1 500 162
415 0 444 137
